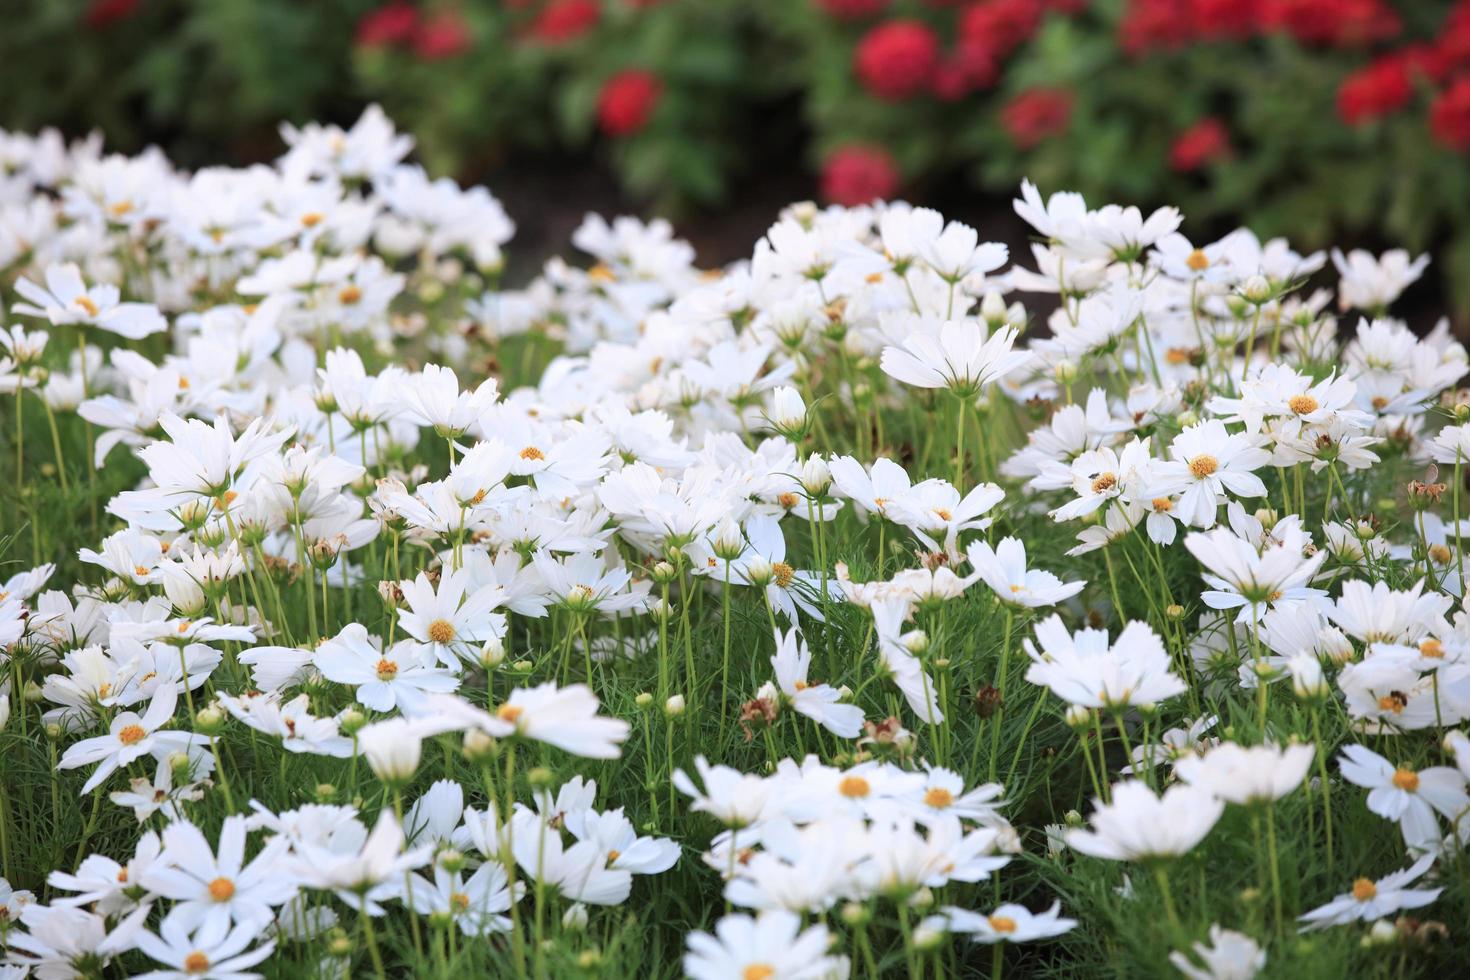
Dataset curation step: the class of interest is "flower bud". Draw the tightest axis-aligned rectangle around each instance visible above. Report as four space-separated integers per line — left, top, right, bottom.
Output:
1241 275 1273 304
479 637 506 669
799 455 832 496
527 766 555 790
651 561 678 585
840 902 870 926
711 518 745 562
438 849 466 874
462 729 496 762
635 692 655 710
194 706 225 734
665 694 687 718
562 903 589 931
1054 360 1079 386
339 709 367 735
1065 704 1092 730
314 783 337 803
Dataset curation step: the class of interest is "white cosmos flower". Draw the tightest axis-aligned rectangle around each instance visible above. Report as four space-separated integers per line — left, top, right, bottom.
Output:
1298 854 1441 930
1168 925 1266 980
1149 420 1269 528
1024 615 1185 710
13 263 167 338
684 908 848 980
313 623 458 715
924 899 1076 944
966 536 1085 607
1065 781 1223 860
58 685 205 794
880 320 1034 397
1174 741 1315 806
1337 744 1469 851
768 626 865 738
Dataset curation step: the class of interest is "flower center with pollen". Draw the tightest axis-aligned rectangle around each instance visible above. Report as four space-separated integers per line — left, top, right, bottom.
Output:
1186 248 1209 271
988 915 1018 934
208 877 236 901
743 966 776 980
924 787 954 808
427 619 456 644
1392 768 1420 792
519 446 546 461
1288 394 1319 415
338 285 362 305
450 892 470 912
497 704 524 724
838 775 871 798
184 952 211 975
607 849 621 864
375 659 399 681
74 295 100 317
771 562 795 589
1151 497 1173 513
1090 473 1118 494
1188 455 1219 478
1428 545 1452 565
1352 878 1377 902
117 724 146 745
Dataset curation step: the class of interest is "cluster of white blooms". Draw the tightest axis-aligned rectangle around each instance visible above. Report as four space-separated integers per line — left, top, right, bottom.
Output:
2 104 1470 978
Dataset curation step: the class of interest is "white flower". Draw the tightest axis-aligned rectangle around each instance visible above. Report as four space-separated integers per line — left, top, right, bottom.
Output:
1331 247 1429 312
880 320 1034 396
1168 925 1266 980
1174 742 1314 805
313 624 458 715
1065 781 1223 860
13 263 167 338
1150 421 1269 528
1337 744 1469 851
926 899 1077 943
967 536 1085 607
1298 854 1441 930
684 908 849 980
142 816 298 936
769 626 865 738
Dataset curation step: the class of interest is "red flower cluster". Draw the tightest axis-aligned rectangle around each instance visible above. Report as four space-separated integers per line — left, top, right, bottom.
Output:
1431 78 1470 152
530 0 601 43
1000 87 1072 148
83 0 140 30
356 4 471 61
1121 0 1399 57
597 70 663 137
1169 117 1232 171
854 20 941 100
820 145 900 205
1337 55 1412 125
1330 0 1470 148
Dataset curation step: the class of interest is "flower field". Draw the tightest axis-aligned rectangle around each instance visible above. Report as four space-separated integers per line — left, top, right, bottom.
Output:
1 106 1469 978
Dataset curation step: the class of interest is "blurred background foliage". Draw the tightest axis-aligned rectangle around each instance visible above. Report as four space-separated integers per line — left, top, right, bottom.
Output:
5 0 1470 313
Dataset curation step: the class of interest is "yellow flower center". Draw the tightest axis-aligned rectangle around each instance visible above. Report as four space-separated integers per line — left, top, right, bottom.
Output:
450 892 470 912
497 704 524 723
1188 455 1219 478
184 952 211 974
771 561 795 589
838 775 871 798
1352 878 1377 902
208 877 236 902
1090 473 1118 494
924 787 954 808
607 848 621 865
1185 249 1209 272
1428 546 1452 566
375 659 399 681
1288 394 1319 415
988 915 1018 934
338 285 362 305
117 724 147 745
933 508 953 521
74 295 100 317
743 966 775 980
1392 768 1420 792
1420 638 1445 658
300 211 325 227
108 200 134 218
588 263 616 283
427 619 456 644
1151 497 1173 513
519 446 546 461
777 492 799 509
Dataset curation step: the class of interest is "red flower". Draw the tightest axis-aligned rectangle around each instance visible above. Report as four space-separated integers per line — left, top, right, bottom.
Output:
820 145 899 206
1263 0 1400 48
414 10 471 61
1000 87 1072 148
597 70 663 137
531 0 600 43
816 0 890 19
959 0 1043 60
1336 56 1412 126
1188 0 1260 40
1169 117 1232 171
854 20 940 101
1118 0 1193 57
356 3 419 48
83 0 141 30
1430 78 1470 153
